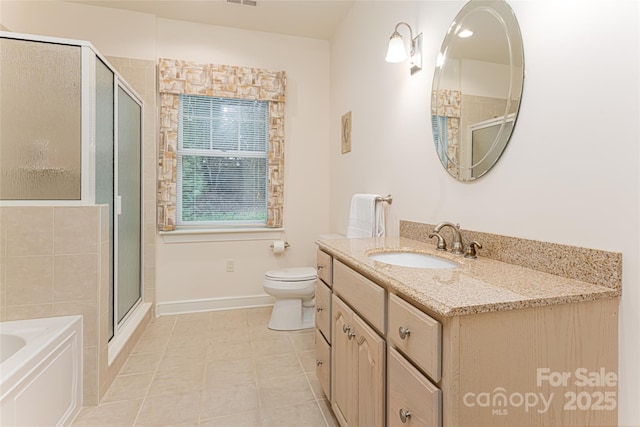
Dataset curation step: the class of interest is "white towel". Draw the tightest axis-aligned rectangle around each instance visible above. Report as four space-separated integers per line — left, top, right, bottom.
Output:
346 194 385 238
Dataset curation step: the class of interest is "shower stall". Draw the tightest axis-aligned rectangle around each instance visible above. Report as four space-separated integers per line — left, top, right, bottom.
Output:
0 32 144 346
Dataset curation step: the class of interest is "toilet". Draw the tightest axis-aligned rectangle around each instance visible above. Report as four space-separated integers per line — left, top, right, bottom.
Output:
263 267 317 330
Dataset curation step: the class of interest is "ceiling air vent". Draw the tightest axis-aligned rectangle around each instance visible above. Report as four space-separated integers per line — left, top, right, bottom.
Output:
227 0 257 6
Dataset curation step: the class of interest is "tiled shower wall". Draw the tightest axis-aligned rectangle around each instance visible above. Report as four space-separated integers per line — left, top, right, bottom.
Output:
0 205 109 405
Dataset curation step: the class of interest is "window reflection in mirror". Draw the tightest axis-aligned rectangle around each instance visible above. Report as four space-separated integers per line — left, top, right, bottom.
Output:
431 0 524 181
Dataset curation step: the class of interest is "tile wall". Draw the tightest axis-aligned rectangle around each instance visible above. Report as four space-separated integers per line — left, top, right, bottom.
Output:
0 205 108 405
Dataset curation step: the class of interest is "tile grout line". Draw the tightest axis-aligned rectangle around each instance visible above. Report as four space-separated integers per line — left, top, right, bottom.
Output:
130 316 177 426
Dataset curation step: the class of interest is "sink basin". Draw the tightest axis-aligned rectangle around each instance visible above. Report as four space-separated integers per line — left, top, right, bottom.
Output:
368 252 458 269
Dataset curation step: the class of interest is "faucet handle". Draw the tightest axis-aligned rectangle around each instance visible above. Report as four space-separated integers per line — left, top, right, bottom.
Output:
464 241 483 259
428 232 447 251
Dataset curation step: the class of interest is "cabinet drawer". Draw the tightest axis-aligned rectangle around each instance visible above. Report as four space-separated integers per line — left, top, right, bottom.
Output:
315 280 332 343
333 260 385 334
315 329 331 400
388 293 442 382
316 249 332 286
388 347 442 427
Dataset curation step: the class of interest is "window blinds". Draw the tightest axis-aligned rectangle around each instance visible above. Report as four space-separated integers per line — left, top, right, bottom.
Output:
177 95 269 225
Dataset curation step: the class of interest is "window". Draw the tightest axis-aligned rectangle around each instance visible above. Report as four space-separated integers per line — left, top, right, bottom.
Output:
157 59 285 232
177 94 269 226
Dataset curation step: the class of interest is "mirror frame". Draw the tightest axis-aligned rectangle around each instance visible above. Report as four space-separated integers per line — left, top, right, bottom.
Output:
431 0 524 181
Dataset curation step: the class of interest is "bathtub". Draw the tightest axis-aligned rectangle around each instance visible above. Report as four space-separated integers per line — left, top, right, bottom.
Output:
0 316 83 427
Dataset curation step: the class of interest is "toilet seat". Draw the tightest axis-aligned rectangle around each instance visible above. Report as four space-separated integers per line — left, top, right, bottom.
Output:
265 267 317 282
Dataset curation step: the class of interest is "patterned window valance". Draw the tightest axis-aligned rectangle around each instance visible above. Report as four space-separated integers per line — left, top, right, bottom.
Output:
157 58 286 231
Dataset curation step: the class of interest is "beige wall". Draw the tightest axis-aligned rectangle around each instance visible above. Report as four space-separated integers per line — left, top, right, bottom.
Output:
329 1 639 425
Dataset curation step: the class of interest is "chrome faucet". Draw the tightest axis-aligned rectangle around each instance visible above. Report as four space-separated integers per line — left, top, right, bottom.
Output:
433 222 464 255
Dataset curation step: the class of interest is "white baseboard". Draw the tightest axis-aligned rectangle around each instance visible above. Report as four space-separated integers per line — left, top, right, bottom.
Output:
155 294 275 317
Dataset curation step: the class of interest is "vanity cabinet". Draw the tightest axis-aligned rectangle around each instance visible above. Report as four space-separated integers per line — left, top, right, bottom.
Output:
315 249 333 400
316 247 618 427
331 294 385 427
388 346 442 427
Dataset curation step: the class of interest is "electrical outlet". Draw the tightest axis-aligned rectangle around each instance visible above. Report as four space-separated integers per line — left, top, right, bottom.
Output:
226 259 235 272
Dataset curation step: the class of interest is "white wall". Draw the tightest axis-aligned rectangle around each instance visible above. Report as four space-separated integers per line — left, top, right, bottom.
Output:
154 19 331 308
329 0 639 425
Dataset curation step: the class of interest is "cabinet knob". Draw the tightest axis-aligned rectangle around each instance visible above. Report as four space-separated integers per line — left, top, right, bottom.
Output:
348 330 356 340
398 326 411 340
317 264 324 270
316 359 323 366
342 325 351 334
317 306 324 312
399 408 412 423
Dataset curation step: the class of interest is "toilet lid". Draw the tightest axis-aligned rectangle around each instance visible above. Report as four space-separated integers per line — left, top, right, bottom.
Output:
265 267 317 281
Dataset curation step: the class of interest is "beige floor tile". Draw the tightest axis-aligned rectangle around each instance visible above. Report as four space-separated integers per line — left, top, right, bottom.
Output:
207 340 252 361
262 401 327 427
200 382 260 420
158 351 207 372
258 373 316 410
199 410 262 427
140 322 175 340
297 350 317 373
248 324 292 340
255 352 303 380
306 372 326 401
71 399 142 426
173 319 212 336
146 365 205 397
208 326 251 344
246 306 272 326
120 352 164 375
289 331 315 352
163 343 208 361
175 311 212 323
102 372 155 403
90 308 333 427
210 309 247 330
204 358 255 387
167 332 211 350
135 391 201 426
250 335 295 357
132 334 171 354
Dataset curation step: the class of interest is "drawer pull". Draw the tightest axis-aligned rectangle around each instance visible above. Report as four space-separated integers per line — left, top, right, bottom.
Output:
316 359 323 366
398 326 411 340
317 306 324 312
399 408 412 423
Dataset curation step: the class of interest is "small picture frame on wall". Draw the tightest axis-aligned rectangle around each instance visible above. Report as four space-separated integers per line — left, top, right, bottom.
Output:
341 111 352 154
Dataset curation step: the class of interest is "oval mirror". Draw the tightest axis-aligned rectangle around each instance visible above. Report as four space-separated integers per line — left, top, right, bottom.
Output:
431 0 524 181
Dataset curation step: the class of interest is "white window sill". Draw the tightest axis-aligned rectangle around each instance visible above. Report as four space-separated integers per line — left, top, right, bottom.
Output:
159 227 284 243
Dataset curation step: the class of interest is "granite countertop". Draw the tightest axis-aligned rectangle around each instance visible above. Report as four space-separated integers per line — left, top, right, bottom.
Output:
316 236 620 317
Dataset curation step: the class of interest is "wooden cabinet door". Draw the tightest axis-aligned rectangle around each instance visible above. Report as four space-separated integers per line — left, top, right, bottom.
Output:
354 313 386 427
331 295 354 427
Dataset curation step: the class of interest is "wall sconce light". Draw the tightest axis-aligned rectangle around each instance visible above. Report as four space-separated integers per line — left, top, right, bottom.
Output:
385 21 423 75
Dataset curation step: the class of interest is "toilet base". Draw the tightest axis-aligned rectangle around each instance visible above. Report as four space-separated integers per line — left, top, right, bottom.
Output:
268 298 315 331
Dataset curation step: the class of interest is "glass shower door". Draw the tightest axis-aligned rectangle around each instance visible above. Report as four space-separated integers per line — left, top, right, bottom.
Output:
116 84 142 326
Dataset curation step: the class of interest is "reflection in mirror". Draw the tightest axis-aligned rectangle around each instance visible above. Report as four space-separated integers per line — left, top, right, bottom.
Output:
431 0 524 181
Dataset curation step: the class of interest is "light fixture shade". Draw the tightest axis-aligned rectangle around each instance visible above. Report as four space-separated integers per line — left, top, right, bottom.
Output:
385 34 407 63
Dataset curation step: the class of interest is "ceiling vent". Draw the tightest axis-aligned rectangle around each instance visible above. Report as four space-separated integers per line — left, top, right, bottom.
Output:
227 0 257 6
